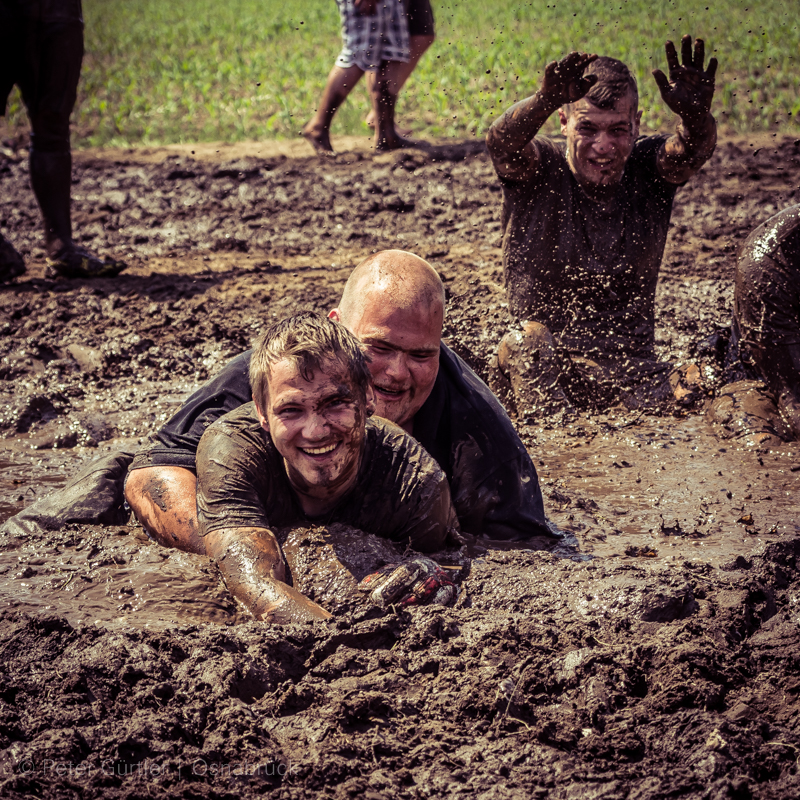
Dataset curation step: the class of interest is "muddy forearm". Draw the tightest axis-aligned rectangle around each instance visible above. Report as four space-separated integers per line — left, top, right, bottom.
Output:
206 527 332 623
486 92 556 179
659 111 717 183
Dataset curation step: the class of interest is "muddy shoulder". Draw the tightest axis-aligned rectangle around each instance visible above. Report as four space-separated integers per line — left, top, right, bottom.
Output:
1 134 800 797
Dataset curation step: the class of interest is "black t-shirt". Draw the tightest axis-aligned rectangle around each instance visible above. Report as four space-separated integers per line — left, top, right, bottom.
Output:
500 135 679 359
131 343 550 540
196 403 454 552
734 203 800 404
735 204 800 349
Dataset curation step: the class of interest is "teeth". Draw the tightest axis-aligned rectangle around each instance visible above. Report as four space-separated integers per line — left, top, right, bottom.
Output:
303 444 337 455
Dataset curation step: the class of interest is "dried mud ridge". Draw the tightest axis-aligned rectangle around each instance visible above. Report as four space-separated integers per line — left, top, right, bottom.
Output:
1 134 800 798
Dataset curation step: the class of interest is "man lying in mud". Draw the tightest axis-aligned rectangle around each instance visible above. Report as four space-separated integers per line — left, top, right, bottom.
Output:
486 36 718 414
125 250 552 554
195 312 458 623
724 203 800 440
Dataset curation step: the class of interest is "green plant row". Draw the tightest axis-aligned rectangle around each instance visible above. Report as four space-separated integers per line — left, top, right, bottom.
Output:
3 0 798 147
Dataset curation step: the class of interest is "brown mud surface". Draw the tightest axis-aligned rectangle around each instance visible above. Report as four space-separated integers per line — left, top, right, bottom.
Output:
1 132 800 798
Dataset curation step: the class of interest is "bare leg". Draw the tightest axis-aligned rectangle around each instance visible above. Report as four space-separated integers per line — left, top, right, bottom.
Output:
365 34 435 129
372 61 417 151
124 466 206 555
303 64 364 154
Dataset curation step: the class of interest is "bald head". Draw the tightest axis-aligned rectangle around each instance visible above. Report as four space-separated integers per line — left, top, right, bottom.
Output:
330 250 445 432
337 250 445 331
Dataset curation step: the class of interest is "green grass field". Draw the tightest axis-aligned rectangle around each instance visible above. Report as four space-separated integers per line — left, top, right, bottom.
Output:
4 0 799 147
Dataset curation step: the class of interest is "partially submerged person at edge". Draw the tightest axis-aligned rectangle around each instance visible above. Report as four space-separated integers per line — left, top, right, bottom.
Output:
196 312 458 623
125 250 552 555
718 203 800 441
486 36 718 414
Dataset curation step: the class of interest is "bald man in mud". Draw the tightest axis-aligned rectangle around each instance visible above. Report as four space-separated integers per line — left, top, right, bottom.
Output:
125 249 551 555
486 37 718 413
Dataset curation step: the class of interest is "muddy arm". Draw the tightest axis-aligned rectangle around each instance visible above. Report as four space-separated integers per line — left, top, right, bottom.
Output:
654 35 718 184
204 526 332 624
486 95 554 182
486 52 597 181
124 466 206 555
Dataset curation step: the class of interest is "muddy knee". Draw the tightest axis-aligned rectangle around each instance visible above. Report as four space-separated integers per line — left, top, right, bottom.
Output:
498 323 566 414
125 466 203 553
498 322 557 374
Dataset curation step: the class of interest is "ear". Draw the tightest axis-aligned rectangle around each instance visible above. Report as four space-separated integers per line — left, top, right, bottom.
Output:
365 384 376 417
328 308 341 322
558 107 569 135
253 396 269 432
633 108 643 137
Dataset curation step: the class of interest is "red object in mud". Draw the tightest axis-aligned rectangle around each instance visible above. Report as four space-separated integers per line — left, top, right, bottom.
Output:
359 556 458 608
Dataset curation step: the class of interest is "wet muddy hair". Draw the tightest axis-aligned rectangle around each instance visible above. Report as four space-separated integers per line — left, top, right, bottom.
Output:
567 57 638 112
249 312 371 412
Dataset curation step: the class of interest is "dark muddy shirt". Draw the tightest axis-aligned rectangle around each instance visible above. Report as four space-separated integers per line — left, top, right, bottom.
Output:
734 203 800 404
500 135 679 359
195 403 453 552
131 344 550 541
735 204 800 350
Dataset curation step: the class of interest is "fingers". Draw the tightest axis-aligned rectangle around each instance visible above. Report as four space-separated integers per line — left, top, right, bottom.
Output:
664 40 679 73
652 68 670 96
680 33 693 67
557 51 597 76
693 37 705 70
705 56 718 81
581 74 599 92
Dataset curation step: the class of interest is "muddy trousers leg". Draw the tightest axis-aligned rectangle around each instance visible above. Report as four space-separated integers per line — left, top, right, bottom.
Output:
752 343 800 439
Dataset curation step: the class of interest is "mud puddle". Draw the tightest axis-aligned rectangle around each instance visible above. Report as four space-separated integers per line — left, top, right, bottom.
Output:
532 413 800 567
0 522 241 630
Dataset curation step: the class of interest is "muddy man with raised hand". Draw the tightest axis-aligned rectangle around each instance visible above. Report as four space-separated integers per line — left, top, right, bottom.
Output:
487 36 718 414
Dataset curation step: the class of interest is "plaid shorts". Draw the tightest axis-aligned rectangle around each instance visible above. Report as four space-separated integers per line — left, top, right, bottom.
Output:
335 0 409 72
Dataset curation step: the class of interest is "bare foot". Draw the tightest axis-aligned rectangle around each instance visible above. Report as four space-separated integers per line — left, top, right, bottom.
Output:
302 123 334 155
374 134 420 153
365 110 412 137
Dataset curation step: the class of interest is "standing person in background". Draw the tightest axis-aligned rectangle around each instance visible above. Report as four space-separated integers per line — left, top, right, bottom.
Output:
303 0 418 153
364 0 435 137
0 0 126 281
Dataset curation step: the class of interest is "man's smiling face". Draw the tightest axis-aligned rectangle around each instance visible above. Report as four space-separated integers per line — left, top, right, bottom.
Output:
256 357 371 504
560 93 642 188
333 291 442 433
